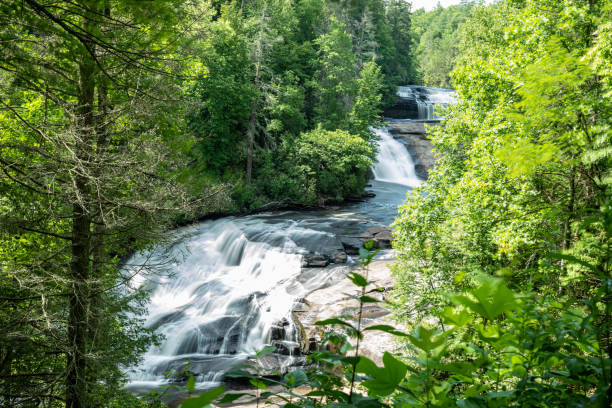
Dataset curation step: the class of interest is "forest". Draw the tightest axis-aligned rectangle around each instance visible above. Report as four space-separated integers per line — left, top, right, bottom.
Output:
0 0 611 407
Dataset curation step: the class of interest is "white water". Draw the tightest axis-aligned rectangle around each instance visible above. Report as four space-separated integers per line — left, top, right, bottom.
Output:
397 85 456 120
372 127 422 187
127 220 301 386
127 86 449 390
126 216 352 388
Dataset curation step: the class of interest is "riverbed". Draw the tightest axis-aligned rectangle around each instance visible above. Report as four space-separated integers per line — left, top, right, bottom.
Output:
125 86 455 398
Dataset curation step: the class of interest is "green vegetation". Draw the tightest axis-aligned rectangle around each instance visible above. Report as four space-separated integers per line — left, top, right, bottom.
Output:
2 0 612 406
411 2 476 88
0 0 410 406
188 0 416 209
391 0 612 405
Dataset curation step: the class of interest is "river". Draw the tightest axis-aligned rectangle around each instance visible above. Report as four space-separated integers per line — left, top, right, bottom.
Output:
125 86 454 395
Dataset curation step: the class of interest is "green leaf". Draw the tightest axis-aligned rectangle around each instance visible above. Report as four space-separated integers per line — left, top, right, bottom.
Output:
359 248 370 259
249 379 268 390
356 356 380 376
354 396 384 407
179 386 225 408
283 369 308 388
224 369 254 378
315 318 356 330
406 326 447 353
340 342 356 354
363 325 408 337
364 240 375 250
452 278 517 321
359 295 380 303
441 306 472 327
349 272 368 287
218 393 248 403
382 352 407 385
361 352 407 397
186 375 196 394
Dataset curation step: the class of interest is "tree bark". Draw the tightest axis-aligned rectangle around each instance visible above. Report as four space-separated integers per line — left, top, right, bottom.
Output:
86 0 111 391
66 18 96 408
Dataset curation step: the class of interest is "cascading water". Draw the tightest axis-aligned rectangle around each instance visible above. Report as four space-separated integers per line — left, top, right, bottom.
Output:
127 85 446 394
126 216 359 390
372 127 421 187
397 85 456 120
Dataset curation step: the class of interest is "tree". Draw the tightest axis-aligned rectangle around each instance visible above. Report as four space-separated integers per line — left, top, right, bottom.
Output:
314 17 356 130
0 1 210 405
293 127 374 204
190 4 255 177
386 0 418 85
349 59 384 142
411 2 476 88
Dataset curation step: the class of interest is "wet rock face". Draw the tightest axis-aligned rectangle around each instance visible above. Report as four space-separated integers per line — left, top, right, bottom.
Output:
384 86 456 120
302 253 330 267
340 237 364 255
299 249 350 267
388 121 436 179
357 226 395 249
333 251 347 264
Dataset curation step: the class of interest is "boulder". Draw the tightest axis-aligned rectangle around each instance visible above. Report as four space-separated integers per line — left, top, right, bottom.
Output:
359 232 374 240
302 253 330 267
373 230 394 249
367 226 387 235
332 251 347 264
295 260 405 366
340 237 363 255
270 325 285 341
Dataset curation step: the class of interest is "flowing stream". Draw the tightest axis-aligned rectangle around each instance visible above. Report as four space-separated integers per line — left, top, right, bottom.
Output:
126 86 450 393
396 85 456 120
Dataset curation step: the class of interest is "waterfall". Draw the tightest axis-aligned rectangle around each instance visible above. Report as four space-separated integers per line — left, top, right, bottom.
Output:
396 85 456 120
127 86 427 392
126 215 351 390
372 127 421 187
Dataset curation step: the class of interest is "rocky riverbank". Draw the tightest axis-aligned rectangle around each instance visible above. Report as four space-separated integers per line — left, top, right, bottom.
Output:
206 259 402 408
294 259 401 365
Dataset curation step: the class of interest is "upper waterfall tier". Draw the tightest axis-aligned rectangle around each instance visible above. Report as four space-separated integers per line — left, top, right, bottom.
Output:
384 85 456 120
372 127 422 187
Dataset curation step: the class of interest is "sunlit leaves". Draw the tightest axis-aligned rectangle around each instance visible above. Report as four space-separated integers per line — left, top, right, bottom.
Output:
452 278 518 321
358 353 408 397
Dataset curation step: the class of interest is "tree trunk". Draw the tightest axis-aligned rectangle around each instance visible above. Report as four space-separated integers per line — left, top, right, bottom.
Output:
66 22 96 408
87 0 111 389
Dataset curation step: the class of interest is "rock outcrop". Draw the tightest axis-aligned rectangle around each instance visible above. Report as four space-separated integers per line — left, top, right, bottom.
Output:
292 260 403 366
387 121 437 179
